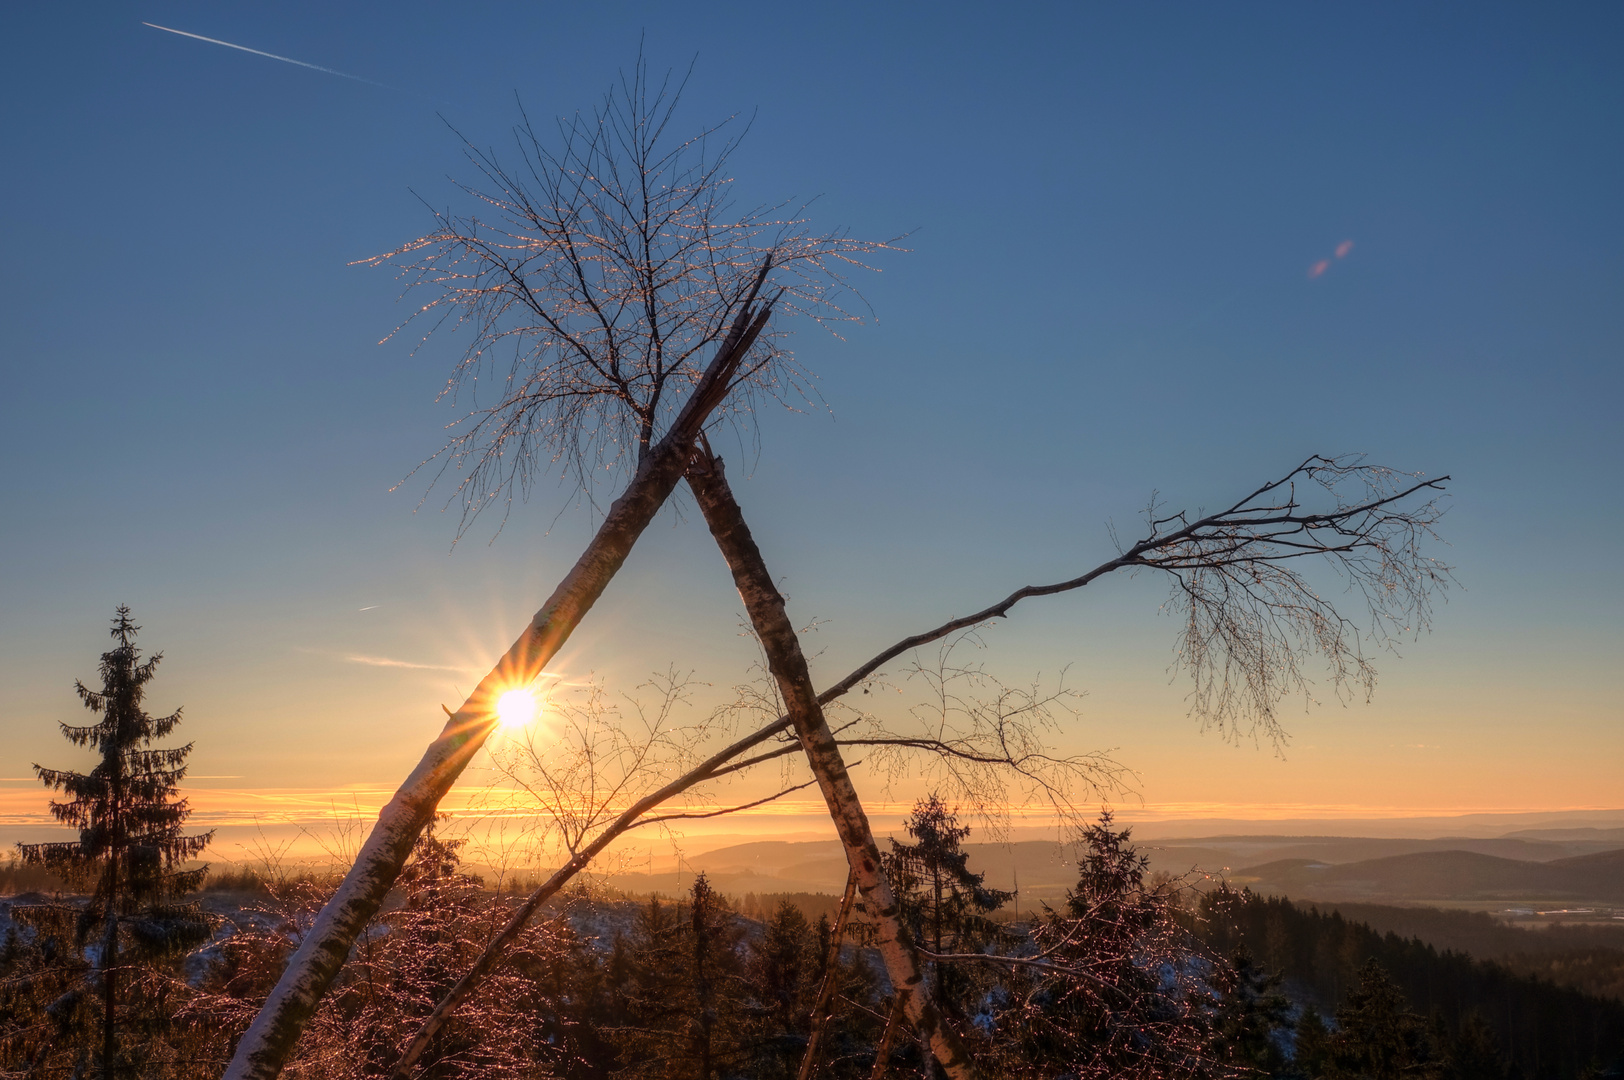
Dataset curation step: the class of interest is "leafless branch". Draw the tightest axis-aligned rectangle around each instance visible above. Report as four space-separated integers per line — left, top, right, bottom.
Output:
364 55 899 535
838 637 1127 839
628 774 824 828
479 669 710 861
824 454 1450 742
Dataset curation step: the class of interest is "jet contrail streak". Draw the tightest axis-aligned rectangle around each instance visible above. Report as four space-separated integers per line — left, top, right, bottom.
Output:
141 21 394 90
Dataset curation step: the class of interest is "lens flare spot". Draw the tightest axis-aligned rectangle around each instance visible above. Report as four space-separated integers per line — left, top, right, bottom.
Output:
496 689 538 729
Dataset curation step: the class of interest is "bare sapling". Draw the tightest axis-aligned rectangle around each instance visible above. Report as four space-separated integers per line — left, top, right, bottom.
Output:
385 453 1448 1077
477 670 713 868
796 870 860 1080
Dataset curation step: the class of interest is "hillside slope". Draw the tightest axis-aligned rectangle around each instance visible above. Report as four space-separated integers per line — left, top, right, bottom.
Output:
1233 847 1624 902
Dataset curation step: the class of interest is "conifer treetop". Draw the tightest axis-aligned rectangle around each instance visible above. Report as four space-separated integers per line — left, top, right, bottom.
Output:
19 605 211 902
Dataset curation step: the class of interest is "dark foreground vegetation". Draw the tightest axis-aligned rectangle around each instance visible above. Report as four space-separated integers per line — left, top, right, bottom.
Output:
7 813 1624 1079
1290 901 1624 1004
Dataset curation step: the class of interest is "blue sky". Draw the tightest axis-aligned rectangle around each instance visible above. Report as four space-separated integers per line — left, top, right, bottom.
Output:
2 2 1620 837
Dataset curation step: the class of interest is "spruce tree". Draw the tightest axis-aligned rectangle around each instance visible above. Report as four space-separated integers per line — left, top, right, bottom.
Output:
686 873 729 1080
880 796 1010 1073
1438 1014 1512 1080
994 811 1216 1080
882 795 1011 959
12 606 213 1078
745 899 815 1077
1328 959 1440 1079
1209 946 1294 1077
612 874 749 1080
1289 1006 1336 1080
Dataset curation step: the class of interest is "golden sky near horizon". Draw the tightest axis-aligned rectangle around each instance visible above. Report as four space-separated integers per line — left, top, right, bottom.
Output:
4 555 1620 861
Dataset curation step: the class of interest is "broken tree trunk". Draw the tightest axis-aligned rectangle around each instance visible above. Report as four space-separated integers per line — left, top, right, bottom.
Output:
685 448 980 1080
222 286 778 1080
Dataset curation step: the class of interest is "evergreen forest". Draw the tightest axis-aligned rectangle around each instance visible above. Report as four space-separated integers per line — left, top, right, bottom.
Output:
6 774 1624 1078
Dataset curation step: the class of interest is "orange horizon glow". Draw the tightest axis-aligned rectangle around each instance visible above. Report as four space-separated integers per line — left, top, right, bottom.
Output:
3 784 1618 834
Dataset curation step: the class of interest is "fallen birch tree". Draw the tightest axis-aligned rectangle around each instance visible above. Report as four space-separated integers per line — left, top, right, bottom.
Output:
686 445 981 1078
223 277 775 1080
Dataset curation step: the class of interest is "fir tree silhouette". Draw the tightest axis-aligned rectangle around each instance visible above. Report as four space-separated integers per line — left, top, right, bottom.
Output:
881 795 1010 1073
883 795 1011 960
14 606 213 1077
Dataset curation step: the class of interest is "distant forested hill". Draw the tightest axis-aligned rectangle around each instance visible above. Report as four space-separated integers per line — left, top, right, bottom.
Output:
1231 846 1624 902
1201 889 1624 1079
1300 900 1624 1002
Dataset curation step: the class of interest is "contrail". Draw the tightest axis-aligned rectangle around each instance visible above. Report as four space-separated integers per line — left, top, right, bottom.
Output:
141 21 396 90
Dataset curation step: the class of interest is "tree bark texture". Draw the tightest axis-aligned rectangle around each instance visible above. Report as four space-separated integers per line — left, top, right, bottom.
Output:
224 295 777 1080
685 451 979 1080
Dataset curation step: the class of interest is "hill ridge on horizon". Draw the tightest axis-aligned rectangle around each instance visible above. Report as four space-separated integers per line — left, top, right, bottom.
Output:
1231 846 1624 904
587 829 1624 907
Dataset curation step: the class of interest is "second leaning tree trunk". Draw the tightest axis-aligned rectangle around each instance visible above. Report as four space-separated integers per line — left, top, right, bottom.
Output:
686 448 980 1080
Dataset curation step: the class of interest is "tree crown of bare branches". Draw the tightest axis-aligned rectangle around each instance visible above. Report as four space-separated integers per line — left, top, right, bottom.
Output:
369 58 895 533
1120 454 1451 741
814 454 1449 749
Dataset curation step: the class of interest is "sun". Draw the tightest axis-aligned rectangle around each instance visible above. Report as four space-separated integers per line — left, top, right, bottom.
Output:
495 688 538 729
